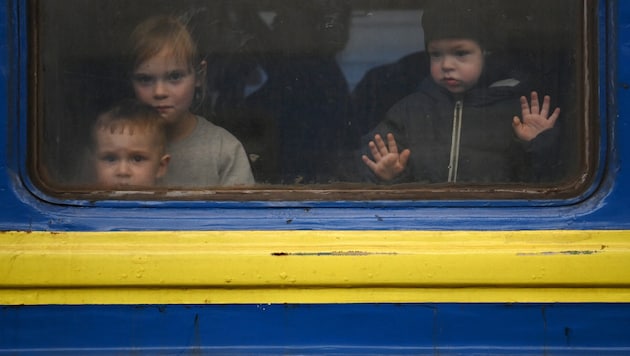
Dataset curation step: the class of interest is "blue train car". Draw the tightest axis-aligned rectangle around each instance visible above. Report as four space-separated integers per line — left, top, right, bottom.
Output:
1 0 630 354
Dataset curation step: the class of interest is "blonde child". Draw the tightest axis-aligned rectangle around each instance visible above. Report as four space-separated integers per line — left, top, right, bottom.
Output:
128 15 254 187
92 99 170 188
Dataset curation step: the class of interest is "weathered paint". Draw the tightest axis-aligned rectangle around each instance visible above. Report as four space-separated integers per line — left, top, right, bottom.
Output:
1 230 629 304
0 0 629 354
2 303 630 354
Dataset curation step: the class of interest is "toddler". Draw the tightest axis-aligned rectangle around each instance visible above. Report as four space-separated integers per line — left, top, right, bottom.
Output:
361 0 560 183
92 99 170 188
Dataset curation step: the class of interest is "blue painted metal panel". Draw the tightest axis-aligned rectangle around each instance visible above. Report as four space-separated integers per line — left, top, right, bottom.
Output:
1 304 629 354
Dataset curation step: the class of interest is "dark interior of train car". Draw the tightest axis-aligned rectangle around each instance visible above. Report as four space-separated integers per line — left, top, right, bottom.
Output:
31 0 586 197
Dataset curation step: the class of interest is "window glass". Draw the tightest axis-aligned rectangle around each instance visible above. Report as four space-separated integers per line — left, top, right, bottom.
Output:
30 0 595 200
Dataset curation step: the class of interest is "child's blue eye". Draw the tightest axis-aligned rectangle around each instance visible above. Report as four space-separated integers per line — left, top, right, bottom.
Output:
428 52 442 59
133 74 154 85
167 71 186 82
131 155 148 163
455 50 471 57
99 154 118 163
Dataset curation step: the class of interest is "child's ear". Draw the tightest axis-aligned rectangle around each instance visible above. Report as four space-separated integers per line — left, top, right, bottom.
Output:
156 154 171 179
195 60 207 87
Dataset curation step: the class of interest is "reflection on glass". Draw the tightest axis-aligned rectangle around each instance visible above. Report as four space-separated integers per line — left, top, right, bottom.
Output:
34 0 585 195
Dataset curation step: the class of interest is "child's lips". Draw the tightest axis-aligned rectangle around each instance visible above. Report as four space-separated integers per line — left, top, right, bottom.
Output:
444 78 459 86
154 106 172 113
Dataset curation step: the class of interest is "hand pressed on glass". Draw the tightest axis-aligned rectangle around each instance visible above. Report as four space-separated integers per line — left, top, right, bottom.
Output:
361 133 411 181
512 91 560 142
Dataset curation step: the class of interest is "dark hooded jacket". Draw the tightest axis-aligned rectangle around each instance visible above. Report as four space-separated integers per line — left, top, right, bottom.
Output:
361 74 557 184
359 0 560 184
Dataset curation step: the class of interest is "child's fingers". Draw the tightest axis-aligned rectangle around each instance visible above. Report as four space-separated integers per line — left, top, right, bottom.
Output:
399 149 411 167
374 134 389 155
368 140 381 161
529 91 540 114
362 155 377 170
386 133 399 154
540 95 551 118
547 107 561 127
512 116 522 129
520 96 530 116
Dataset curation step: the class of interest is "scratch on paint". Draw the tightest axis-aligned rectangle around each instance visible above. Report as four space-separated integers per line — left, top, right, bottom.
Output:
517 250 599 256
271 251 397 256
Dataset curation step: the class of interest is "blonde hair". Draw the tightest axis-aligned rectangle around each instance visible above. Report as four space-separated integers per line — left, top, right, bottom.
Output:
93 99 167 151
128 15 206 108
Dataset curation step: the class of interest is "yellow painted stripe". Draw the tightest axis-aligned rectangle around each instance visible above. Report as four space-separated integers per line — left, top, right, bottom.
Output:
0 230 629 304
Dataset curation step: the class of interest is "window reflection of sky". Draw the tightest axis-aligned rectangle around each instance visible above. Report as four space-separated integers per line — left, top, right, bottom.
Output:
256 9 424 91
340 10 424 90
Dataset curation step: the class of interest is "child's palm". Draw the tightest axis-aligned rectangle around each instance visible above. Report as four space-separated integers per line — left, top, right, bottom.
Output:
362 133 410 181
513 92 560 141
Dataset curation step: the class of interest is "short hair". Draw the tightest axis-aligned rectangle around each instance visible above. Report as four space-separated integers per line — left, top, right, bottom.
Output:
92 99 167 150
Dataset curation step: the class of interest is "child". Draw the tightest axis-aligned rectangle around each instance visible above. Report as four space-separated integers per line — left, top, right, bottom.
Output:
92 99 170 188
128 15 255 187
361 1 560 184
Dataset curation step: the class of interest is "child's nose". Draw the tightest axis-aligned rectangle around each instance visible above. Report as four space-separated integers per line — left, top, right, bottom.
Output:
441 56 455 70
153 81 168 98
115 161 132 176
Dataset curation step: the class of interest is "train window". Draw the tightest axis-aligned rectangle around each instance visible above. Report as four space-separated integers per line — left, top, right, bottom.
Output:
29 0 597 201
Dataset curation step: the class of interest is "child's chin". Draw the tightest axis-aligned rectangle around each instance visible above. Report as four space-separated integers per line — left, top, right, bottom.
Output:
444 86 466 94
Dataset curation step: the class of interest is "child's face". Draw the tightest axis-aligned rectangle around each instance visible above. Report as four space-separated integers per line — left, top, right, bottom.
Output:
132 48 201 126
428 38 484 94
94 127 170 188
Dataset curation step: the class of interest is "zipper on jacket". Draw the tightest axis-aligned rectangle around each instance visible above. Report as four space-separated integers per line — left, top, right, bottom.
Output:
448 100 463 182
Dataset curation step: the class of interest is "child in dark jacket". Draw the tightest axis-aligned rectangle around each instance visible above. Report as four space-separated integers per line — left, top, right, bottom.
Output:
361 0 560 183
